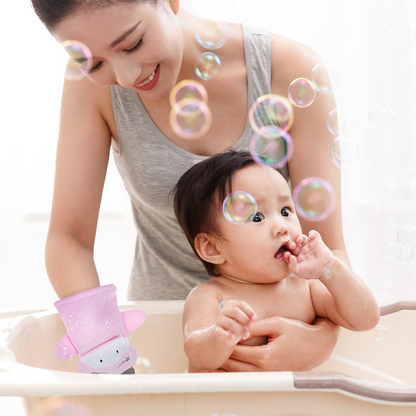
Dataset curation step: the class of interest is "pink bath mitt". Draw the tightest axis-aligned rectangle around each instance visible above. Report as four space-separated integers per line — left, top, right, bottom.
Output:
54 284 146 374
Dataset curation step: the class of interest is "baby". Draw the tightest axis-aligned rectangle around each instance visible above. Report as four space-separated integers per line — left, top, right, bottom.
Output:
173 150 380 372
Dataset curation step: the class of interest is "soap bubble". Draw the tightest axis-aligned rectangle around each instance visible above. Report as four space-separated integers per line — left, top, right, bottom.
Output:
397 225 416 249
396 248 414 268
169 98 212 140
249 94 294 133
194 52 221 80
375 325 388 343
311 63 342 94
381 19 415 51
368 106 396 130
61 40 93 80
65 58 85 81
135 355 152 374
327 109 353 136
195 18 229 49
223 192 257 224
377 283 391 295
330 137 367 171
288 78 316 108
381 242 400 261
410 107 416 125
409 168 416 189
292 177 336 222
170 79 208 107
250 126 294 169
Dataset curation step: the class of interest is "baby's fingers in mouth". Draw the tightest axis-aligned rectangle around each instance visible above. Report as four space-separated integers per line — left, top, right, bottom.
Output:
286 240 297 252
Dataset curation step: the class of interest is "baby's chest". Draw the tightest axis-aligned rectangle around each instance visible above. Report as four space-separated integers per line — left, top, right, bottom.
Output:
237 282 316 324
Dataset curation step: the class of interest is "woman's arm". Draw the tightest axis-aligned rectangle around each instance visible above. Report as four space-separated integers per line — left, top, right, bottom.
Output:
270 33 350 267
45 75 113 299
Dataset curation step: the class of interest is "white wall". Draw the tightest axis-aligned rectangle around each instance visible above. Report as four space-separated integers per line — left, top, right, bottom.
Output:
1 0 416 311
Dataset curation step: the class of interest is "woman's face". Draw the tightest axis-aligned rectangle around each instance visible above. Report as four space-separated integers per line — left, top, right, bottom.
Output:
55 1 183 100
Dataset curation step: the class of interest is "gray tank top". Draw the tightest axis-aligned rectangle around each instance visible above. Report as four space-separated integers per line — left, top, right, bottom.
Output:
109 24 289 300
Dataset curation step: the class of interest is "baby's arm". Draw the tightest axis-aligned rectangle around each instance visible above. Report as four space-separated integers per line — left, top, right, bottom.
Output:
284 231 380 331
182 285 256 371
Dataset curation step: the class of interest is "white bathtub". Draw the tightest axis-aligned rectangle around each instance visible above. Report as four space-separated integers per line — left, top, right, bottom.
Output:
0 300 415 416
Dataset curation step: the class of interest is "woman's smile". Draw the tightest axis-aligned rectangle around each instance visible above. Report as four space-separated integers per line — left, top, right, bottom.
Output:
134 64 160 90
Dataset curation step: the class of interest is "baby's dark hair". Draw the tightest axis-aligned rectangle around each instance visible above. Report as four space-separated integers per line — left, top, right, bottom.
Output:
173 150 258 277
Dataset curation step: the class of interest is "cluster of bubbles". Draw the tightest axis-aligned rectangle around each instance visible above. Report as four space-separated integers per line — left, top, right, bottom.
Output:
382 225 416 268
169 80 212 140
167 18 231 139
194 18 228 80
223 61 344 223
248 95 295 173
322 17 416 172
61 40 93 81
377 14 416 280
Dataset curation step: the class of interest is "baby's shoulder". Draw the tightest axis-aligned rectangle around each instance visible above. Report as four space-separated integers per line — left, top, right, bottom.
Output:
186 280 222 303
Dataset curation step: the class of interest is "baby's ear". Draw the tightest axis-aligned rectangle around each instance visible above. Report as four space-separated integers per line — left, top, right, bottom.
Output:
194 233 225 265
169 0 180 15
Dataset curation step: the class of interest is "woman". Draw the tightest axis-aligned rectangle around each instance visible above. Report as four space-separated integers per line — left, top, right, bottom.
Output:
32 0 344 371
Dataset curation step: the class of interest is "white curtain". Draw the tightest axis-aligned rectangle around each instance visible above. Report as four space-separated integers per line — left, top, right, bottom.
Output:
1 0 415 309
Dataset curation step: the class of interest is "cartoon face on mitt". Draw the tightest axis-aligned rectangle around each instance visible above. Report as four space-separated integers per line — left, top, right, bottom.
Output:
54 284 146 374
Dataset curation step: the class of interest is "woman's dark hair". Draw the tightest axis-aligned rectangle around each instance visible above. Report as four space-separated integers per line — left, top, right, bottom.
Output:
173 150 258 277
30 0 158 33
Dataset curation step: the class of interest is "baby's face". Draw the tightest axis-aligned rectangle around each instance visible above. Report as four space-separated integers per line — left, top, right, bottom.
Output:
215 164 302 284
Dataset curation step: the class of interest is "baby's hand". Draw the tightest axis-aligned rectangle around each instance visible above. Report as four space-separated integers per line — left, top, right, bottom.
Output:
283 230 334 280
215 300 257 346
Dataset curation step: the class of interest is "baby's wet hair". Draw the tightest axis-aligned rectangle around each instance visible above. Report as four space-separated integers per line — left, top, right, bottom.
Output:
173 149 258 277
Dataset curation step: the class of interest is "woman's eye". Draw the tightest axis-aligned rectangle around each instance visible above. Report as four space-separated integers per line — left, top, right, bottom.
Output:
252 212 265 223
87 38 144 74
281 208 291 217
125 38 143 54
88 62 102 74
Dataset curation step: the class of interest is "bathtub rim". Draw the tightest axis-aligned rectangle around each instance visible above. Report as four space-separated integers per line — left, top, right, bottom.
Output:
0 300 416 406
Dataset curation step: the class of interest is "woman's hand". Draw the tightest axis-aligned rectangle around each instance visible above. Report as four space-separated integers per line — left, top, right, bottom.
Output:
217 315 340 372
